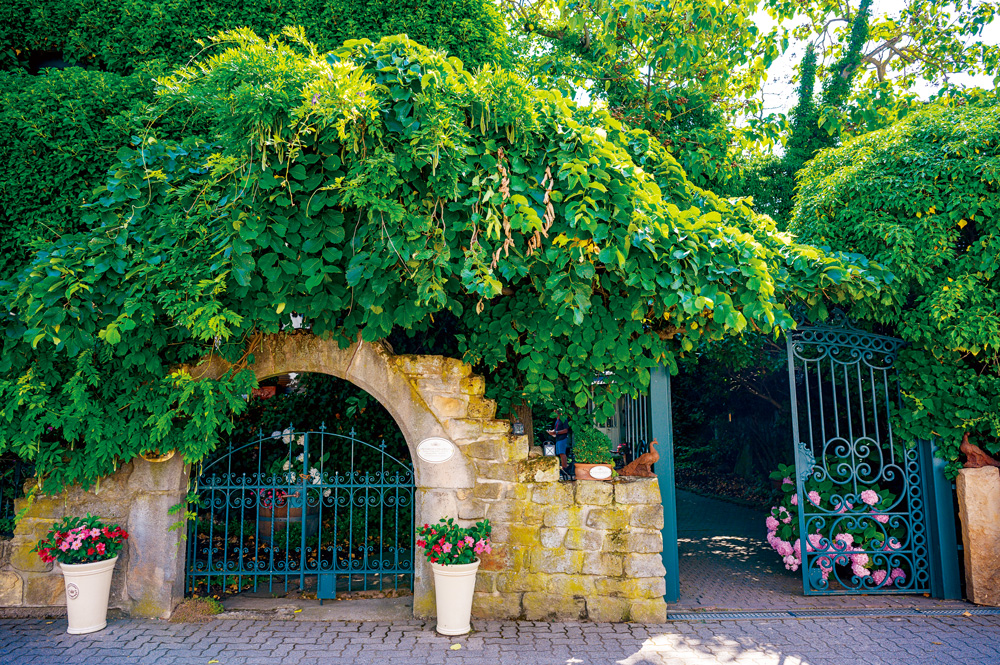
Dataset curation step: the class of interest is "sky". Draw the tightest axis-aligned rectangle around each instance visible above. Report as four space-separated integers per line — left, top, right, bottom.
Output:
755 0 1000 116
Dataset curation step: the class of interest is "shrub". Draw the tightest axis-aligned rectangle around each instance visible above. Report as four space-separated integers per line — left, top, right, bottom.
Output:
0 68 148 277
791 100 1000 473
572 423 614 464
2 0 510 74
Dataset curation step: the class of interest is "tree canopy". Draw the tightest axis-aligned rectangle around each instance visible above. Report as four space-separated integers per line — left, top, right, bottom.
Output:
791 99 1000 472
0 31 891 490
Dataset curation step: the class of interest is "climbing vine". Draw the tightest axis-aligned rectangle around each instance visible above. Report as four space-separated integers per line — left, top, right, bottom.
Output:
791 100 1000 474
0 30 892 491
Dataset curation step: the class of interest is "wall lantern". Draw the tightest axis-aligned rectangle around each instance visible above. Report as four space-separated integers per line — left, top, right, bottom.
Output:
511 422 525 436
542 442 556 457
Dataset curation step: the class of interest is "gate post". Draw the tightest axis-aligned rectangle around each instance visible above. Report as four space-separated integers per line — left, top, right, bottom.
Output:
919 438 962 599
650 364 679 603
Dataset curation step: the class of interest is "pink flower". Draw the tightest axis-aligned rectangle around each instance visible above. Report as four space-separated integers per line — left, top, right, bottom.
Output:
441 542 452 553
860 490 879 506
765 516 779 531
464 536 475 547
790 494 798 506
782 477 792 485
59 541 70 552
852 563 870 578
807 533 825 552
872 569 888 585
90 529 101 538
96 543 106 555
890 568 906 583
71 541 82 550
851 552 869 567
807 491 821 507
873 514 889 524
834 533 854 549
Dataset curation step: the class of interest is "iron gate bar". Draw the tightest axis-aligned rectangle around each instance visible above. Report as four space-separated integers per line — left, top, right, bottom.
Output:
186 425 414 600
787 312 931 596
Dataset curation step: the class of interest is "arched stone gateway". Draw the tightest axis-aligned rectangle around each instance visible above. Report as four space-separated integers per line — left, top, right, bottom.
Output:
3 332 667 622
189 332 516 616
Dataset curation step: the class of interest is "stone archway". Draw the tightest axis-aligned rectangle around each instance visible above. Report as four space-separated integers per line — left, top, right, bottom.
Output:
4 331 669 623
188 331 508 617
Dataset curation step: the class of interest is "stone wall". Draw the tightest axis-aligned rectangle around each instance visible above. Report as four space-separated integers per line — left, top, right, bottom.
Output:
956 467 1000 606
0 455 189 617
1 337 667 622
472 476 666 622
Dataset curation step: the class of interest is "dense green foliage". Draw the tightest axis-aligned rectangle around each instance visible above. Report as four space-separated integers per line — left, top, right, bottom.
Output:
0 31 891 490
1 0 510 73
0 69 148 277
231 373 408 461
791 101 1000 473
571 423 614 465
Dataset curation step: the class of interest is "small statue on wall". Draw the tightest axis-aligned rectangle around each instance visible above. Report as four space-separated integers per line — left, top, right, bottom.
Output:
621 440 659 477
960 432 1000 469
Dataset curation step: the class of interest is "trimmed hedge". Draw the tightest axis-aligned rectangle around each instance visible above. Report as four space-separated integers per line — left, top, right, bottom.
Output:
1 0 510 73
0 68 148 277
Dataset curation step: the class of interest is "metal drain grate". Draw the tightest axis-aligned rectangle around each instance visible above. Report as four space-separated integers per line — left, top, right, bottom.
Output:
666 608 1000 621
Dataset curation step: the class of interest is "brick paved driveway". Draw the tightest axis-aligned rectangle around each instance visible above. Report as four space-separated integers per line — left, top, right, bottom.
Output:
674 490 970 612
2 615 1000 665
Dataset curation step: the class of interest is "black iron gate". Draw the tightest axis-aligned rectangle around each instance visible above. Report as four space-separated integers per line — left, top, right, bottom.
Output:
787 312 931 595
186 425 414 600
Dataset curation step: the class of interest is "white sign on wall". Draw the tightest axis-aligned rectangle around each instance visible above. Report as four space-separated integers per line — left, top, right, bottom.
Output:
416 437 456 464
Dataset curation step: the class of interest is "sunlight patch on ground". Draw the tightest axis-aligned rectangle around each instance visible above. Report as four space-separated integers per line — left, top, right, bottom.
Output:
615 633 812 665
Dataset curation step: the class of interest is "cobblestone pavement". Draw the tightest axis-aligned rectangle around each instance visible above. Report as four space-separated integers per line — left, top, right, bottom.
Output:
673 490 971 612
2 614 1000 664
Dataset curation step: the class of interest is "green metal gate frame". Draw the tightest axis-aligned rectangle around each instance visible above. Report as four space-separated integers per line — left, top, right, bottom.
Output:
654 315 960 602
186 425 414 601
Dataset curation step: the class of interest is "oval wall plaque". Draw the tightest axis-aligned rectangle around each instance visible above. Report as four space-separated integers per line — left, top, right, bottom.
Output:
589 465 613 480
416 437 456 464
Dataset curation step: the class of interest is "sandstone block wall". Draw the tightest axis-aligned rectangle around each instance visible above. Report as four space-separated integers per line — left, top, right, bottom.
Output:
0 455 189 618
956 467 1000 606
1 340 669 622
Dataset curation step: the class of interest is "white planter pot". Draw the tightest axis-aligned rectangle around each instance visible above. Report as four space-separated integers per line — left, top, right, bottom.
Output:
58 556 119 634
430 559 480 635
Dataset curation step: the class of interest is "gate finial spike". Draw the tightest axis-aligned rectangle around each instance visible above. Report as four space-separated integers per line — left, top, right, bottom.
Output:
349 427 357 439
319 421 327 432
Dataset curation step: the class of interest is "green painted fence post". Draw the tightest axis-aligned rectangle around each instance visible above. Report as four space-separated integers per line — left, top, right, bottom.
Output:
650 363 679 603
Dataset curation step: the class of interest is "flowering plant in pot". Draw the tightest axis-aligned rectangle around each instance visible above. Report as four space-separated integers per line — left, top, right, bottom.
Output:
33 514 129 634
572 423 615 481
416 518 491 635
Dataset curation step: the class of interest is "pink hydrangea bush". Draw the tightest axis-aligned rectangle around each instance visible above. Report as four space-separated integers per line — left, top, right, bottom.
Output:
765 463 906 587
416 517 492 565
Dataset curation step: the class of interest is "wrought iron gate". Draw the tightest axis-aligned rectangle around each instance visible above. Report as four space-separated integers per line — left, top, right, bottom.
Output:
787 313 931 595
186 426 414 600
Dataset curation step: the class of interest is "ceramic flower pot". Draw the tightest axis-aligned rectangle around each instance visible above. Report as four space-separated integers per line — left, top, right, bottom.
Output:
575 463 614 481
58 556 119 634
430 559 480 635
258 492 320 545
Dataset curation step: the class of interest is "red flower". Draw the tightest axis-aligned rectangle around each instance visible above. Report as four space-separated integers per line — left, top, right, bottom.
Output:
87 548 95 556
